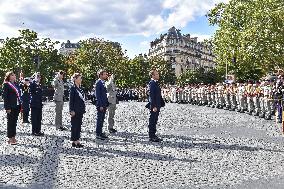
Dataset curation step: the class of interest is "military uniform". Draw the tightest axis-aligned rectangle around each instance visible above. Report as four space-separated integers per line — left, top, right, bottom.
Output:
30 80 44 136
252 83 261 116
20 80 30 123
263 82 272 120
224 84 231 110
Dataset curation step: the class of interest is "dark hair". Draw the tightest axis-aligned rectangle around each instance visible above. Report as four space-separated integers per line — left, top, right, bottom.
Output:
59 70 64 75
3 71 15 83
149 69 158 78
97 69 107 78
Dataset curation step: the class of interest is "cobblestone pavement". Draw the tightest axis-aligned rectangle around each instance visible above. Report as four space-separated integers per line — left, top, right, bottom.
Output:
1 101 284 189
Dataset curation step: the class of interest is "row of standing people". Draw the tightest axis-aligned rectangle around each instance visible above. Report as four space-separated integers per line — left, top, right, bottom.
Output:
161 79 284 122
2 69 164 146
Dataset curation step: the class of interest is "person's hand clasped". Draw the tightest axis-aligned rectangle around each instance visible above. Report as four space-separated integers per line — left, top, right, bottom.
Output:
6 109 11 114
153 107 157 112
70 111 75 117
100 107 105 112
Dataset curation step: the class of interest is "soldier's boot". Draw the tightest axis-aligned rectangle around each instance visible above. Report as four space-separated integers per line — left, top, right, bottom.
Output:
259 113 265 118
252 111 259 116
265 114 272 120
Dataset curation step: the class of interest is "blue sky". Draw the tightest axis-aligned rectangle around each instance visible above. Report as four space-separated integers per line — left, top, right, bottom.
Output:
0 0 226 58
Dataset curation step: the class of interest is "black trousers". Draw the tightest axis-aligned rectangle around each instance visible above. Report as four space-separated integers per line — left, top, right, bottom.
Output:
31 107 42 134
71 113 83 141
7 106 20 138
96 109 106 136
148 110 160 138
23 110 29 122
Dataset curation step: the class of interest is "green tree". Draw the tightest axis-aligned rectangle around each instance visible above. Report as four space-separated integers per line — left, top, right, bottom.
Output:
66 38 129 88
0 29 64 85
207 0 284 81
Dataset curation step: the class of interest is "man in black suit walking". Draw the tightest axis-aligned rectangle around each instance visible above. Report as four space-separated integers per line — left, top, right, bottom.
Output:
147 69 164 142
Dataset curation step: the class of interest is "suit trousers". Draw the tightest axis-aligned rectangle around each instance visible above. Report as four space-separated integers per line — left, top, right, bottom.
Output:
31 107 42 134
148 110 160 138
55 101 64 128
71 113 83 141
107 103 116 130
23 110 29 122
96 109 106 135
7 106 20 138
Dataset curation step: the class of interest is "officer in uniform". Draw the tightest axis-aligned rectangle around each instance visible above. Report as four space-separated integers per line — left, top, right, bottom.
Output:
53 71 67 131
20 78 31 123
224 83 231 110
216 83 223 109
30 73 44 136
105 74 118 133
170 86 177 103
210 85 216 108
263 80 272 120
252 81 261 116
229 83 237 111
237 82 246 113
274 77 284 123
246 81 254 115
259 81 265 118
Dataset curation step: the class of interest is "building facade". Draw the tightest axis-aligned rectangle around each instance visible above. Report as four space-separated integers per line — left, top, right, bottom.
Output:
148 27 216 76
59 40 80 56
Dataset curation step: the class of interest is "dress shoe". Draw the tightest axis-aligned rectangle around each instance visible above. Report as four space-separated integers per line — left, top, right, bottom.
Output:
72 142 84 148
96 133 109 140
32 132 44 136
109 128 117 133
8 139 17 145
58 127 68 131
149 136 163 142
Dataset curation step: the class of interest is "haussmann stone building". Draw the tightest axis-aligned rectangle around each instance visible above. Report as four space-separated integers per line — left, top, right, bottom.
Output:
148 26 216 76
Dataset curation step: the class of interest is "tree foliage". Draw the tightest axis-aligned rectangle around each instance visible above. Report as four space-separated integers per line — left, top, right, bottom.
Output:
177 67 222 86
0 29 65 84
207 0 284 81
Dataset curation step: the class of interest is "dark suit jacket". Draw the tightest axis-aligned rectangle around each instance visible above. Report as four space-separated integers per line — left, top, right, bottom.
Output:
30 81 43 109
69 85 86 114
147 80 163 110
2 82 21 110
95 79 109 108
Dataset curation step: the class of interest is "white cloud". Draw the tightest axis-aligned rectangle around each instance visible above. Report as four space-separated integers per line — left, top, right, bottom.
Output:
191 34 212 42
0 0 228 40
140 41 149 46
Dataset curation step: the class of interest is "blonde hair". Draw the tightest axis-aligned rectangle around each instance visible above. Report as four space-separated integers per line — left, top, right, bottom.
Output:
71 73 81 83
3 71 15 83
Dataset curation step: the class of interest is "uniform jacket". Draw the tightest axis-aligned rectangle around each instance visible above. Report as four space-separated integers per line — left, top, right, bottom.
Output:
20 83 30 111
105 77 118 105
69 85 86 114
30 81 43 109
53 78 64 102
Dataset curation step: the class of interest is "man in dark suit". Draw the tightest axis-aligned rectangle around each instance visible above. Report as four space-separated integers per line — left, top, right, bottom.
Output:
146 69 164 142
95 69 109 140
